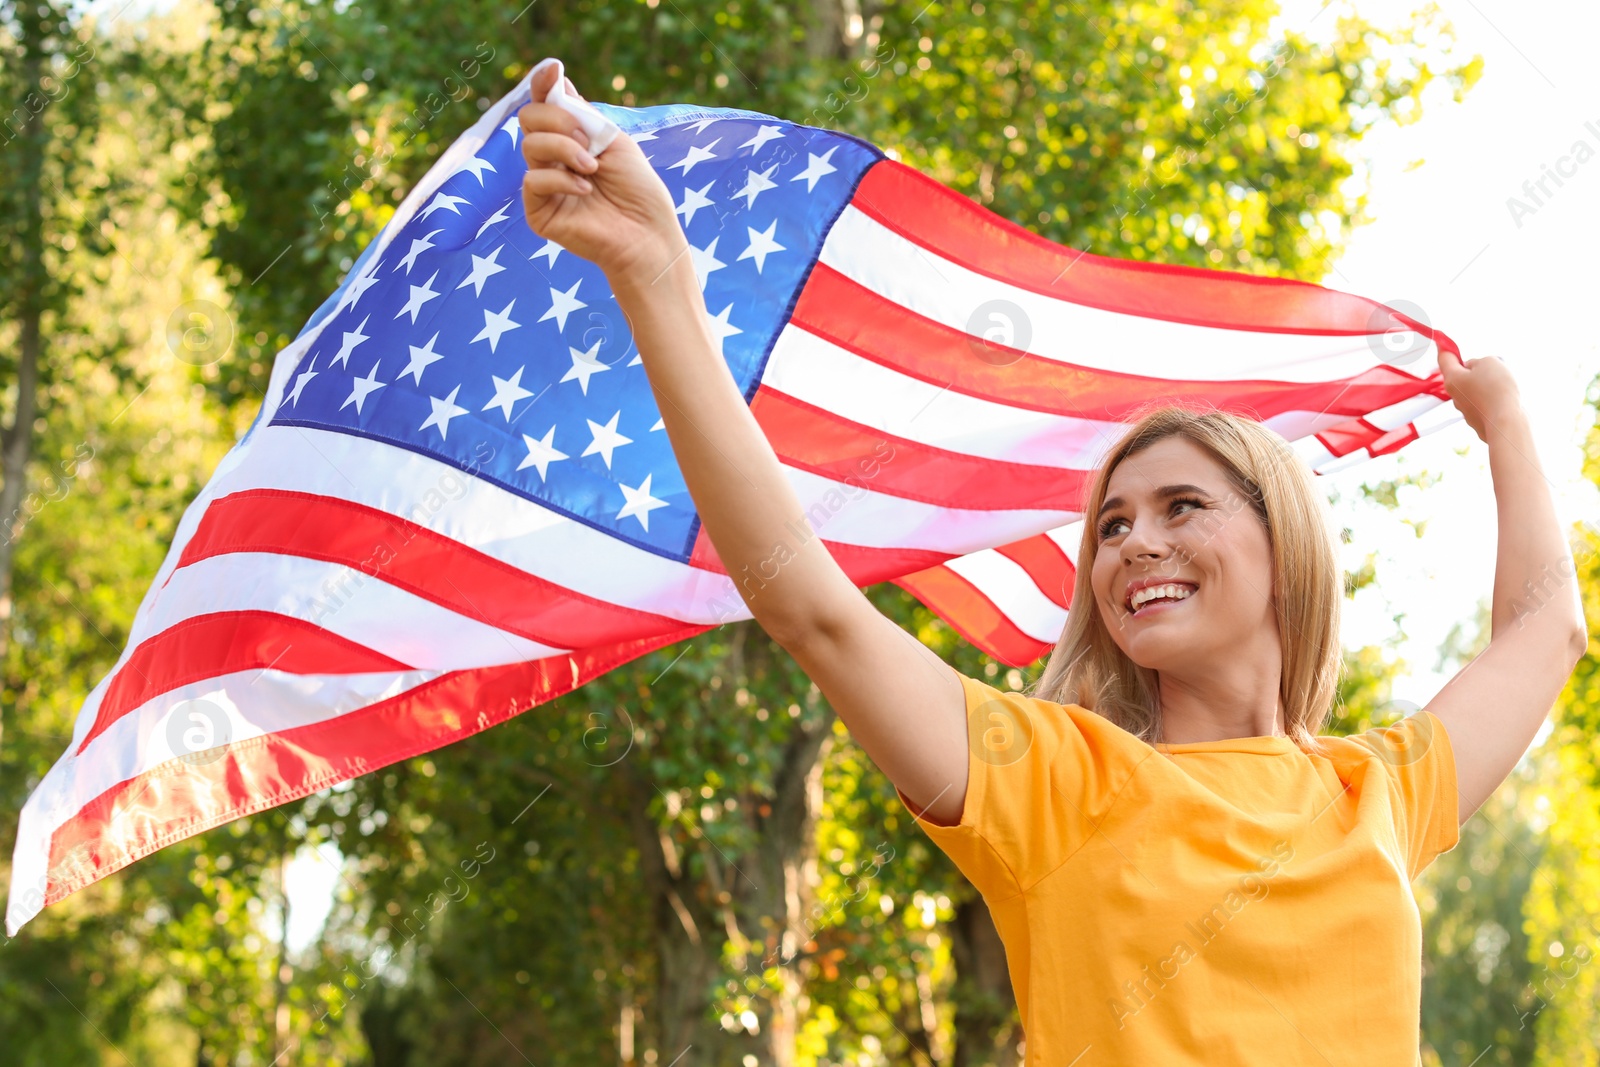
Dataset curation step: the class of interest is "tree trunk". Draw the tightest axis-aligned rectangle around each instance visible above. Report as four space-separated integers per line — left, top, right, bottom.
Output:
743 656 833 1067
273 853 292 1062
804 0 858 61
949 896 1022 1067
625 623 835 1067
0 1 49 756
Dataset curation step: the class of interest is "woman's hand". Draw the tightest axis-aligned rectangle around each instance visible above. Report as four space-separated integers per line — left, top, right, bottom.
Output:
518 60 685 285
1437 347 1523 444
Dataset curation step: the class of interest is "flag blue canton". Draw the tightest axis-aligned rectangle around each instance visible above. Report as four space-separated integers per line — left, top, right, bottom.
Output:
272 103 882 561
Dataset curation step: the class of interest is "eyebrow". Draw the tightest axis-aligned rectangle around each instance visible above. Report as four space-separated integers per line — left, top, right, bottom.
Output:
1096 483 1212 522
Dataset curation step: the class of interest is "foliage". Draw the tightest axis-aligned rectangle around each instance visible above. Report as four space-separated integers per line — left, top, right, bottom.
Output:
1518 372 1600 1066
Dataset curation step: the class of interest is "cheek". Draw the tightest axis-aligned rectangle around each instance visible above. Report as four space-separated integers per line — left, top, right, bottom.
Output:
1090 561 1118 615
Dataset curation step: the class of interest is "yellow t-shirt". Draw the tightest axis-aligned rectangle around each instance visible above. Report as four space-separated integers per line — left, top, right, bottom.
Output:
898 672 1460 1066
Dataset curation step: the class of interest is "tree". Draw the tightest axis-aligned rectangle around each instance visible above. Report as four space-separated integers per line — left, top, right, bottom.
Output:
1518 372 1600 1066
0 0 111 743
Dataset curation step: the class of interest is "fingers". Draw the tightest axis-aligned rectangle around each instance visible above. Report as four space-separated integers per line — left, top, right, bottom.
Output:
531 58 561 96
519 98 591 142
523 165 592 204
522 129 598 177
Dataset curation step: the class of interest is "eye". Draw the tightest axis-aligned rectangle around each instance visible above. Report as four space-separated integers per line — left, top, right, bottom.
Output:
1097 496 1206 540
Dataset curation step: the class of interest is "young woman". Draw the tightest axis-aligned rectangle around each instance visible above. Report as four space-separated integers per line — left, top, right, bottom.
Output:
516 61 1589 1063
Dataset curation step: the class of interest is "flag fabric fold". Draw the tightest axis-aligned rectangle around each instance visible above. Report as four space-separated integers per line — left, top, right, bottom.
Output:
7 66 1460 933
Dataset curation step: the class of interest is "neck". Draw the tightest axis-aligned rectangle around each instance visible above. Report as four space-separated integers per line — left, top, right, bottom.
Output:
1153 665 1287 744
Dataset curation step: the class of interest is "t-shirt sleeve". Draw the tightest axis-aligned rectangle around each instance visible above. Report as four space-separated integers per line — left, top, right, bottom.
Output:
893 671 1123 901
1352 710 1461 879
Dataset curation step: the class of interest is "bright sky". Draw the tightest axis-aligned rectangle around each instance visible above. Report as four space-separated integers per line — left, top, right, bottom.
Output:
1280 0 1600 709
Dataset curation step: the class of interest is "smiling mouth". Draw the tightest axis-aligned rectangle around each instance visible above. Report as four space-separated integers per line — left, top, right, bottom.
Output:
1126 584 1198 616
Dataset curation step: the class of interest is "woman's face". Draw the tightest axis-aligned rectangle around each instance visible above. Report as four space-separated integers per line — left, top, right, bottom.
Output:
1089 437 1279 675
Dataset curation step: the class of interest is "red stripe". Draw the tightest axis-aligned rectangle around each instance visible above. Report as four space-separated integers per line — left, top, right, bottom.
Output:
851 160 1458 346
1314 417 1395 460
688 523 952 588
993 534 1077 610
750 385 1091 512
1367 421 1420 458
75 612 410 756
894 566 1051 668
177 490 687 647
790 263 1441 422
1315 417 1423 462
44 626 707 910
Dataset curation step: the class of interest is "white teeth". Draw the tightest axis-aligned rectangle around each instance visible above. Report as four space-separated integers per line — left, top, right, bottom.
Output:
1129 583 1197 612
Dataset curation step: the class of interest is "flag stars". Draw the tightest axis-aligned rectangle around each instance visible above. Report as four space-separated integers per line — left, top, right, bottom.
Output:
582 410 632 469
688 236 727 291
531 237 564 269
472 299 522 353
334 266 381 314
273 115 867 558
734 163 779 209
738 124 785 154
616 473 669 531
560 340 610 395
419 385 469 441
481 366 536 421
286 365 318 406
675 180 716 228
329 315 371 369
341 360 386 415
791 146 839 192
399 332 445 385
396 229 442 274
395 270 443 324
454 155 496 184
539 279 587 332
421 191 470 219
668 137 722 177
704 303 743 358
500 114 521 146
517 426 568 481
457 246 507 297
474 200 513 241
737 220 786 273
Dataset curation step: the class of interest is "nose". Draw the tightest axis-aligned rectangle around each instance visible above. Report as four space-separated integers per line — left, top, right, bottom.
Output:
1120 513 1171 564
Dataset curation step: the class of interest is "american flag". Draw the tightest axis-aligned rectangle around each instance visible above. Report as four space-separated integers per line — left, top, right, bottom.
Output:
7 70 1461 932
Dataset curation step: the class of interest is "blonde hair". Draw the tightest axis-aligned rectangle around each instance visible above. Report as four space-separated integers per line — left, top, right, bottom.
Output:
1027 402 1343 748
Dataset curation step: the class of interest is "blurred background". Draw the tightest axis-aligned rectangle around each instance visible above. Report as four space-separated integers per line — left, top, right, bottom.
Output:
1 0 1596 1064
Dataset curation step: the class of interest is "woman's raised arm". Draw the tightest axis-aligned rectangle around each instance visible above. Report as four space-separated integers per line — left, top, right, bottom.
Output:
517 62 971 825
1425 350 1589 823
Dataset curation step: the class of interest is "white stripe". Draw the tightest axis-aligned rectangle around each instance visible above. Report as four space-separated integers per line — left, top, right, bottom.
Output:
1043 521 1086 561
1364 393 1444 432
762 324 1413 469
216 425 1074 565
784 465 1072 553
1292 434 1337 470
943 551 1068 643
1414 404 1463 435
822 205 1436 385
135 553 557 670
762 327 1122 466
205 426 750 626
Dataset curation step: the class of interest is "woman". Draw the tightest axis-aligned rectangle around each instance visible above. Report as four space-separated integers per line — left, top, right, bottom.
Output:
515 61 1588 1063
